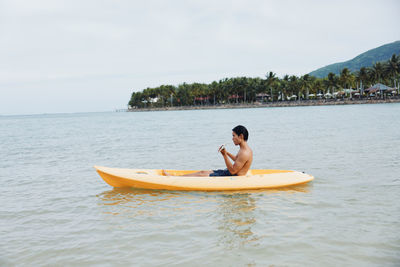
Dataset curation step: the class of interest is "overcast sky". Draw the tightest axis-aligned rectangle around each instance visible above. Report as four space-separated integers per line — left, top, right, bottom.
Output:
1 0 399 115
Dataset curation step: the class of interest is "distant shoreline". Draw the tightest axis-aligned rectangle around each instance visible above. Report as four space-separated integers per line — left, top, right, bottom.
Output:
127 98 400 112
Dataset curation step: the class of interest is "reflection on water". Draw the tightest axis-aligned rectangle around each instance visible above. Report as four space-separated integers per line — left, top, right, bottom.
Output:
97 184 312 251
96 188 183 217
97 187 178 206
97 184 312 211
98 184 311 207
215 184 312 249
217 193 258 248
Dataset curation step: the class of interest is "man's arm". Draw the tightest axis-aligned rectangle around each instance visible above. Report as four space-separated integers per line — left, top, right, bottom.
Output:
222 150 247 175
226 151 236 161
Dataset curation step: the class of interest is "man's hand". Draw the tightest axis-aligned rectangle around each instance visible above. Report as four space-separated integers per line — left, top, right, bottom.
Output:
220 148 227 156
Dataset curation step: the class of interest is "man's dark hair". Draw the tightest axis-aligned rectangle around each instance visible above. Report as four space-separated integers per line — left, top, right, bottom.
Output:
232 125 249 141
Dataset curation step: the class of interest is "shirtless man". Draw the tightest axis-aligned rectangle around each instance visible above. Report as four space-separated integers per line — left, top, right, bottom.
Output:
165 125 253 177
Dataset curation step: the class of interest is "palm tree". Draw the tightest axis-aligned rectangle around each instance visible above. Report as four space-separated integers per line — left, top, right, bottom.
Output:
326 72 339 96
249 77 263 102
355 67 369 92
339 68 355 89
209 81 220 105
312 78 324 97
222 78 234 104
385 54 400 89
288 75 299 100
265 71 278 101
280 75 290 101
177 83 192 106
300 74 312 100
354 67 369 98
159 85 176 106
369 62 385 84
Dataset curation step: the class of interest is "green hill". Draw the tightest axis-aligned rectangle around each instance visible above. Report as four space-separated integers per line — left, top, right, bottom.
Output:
309 40 400 78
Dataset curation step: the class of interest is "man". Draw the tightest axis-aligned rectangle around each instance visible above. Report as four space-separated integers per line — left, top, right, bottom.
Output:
164 125 253 177
209 125 253 177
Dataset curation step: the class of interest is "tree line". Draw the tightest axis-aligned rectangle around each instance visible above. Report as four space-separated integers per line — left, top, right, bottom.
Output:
129 54 400 108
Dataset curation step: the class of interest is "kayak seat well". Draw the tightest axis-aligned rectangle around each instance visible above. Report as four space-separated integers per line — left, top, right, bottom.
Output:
135 171 149 175
157 169 294 176
159 170 201 176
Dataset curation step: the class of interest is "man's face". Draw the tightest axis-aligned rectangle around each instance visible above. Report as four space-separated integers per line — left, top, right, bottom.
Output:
232 131 241 145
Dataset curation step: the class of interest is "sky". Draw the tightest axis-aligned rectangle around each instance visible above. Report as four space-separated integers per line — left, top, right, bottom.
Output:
1 0 399 115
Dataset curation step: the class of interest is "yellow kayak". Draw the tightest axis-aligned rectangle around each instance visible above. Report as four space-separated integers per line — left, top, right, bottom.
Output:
94 166 314 191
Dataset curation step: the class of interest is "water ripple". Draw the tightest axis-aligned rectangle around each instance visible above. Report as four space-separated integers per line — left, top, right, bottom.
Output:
1 105 400 266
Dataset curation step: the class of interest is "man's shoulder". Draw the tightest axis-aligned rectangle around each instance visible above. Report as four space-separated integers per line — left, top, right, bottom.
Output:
241 144 252 153
238 146 252 158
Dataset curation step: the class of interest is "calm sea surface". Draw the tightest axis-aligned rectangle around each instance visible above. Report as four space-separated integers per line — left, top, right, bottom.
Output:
1 104 399 266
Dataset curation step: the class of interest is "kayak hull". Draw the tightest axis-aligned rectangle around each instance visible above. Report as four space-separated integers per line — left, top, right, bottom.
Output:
94 166 314 191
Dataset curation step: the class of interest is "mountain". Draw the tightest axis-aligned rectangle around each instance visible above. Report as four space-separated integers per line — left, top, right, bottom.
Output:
309 40 400 78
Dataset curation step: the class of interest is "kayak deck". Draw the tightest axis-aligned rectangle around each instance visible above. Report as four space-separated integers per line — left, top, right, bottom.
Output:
94 166 314 191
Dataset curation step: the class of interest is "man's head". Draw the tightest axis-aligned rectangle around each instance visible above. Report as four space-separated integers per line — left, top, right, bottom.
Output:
232 125 249 145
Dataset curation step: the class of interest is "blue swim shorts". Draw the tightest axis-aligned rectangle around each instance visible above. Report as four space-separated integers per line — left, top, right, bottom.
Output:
209 169 236 177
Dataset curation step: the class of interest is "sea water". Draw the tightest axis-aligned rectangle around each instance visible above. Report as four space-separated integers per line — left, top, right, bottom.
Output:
1 103 399 266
